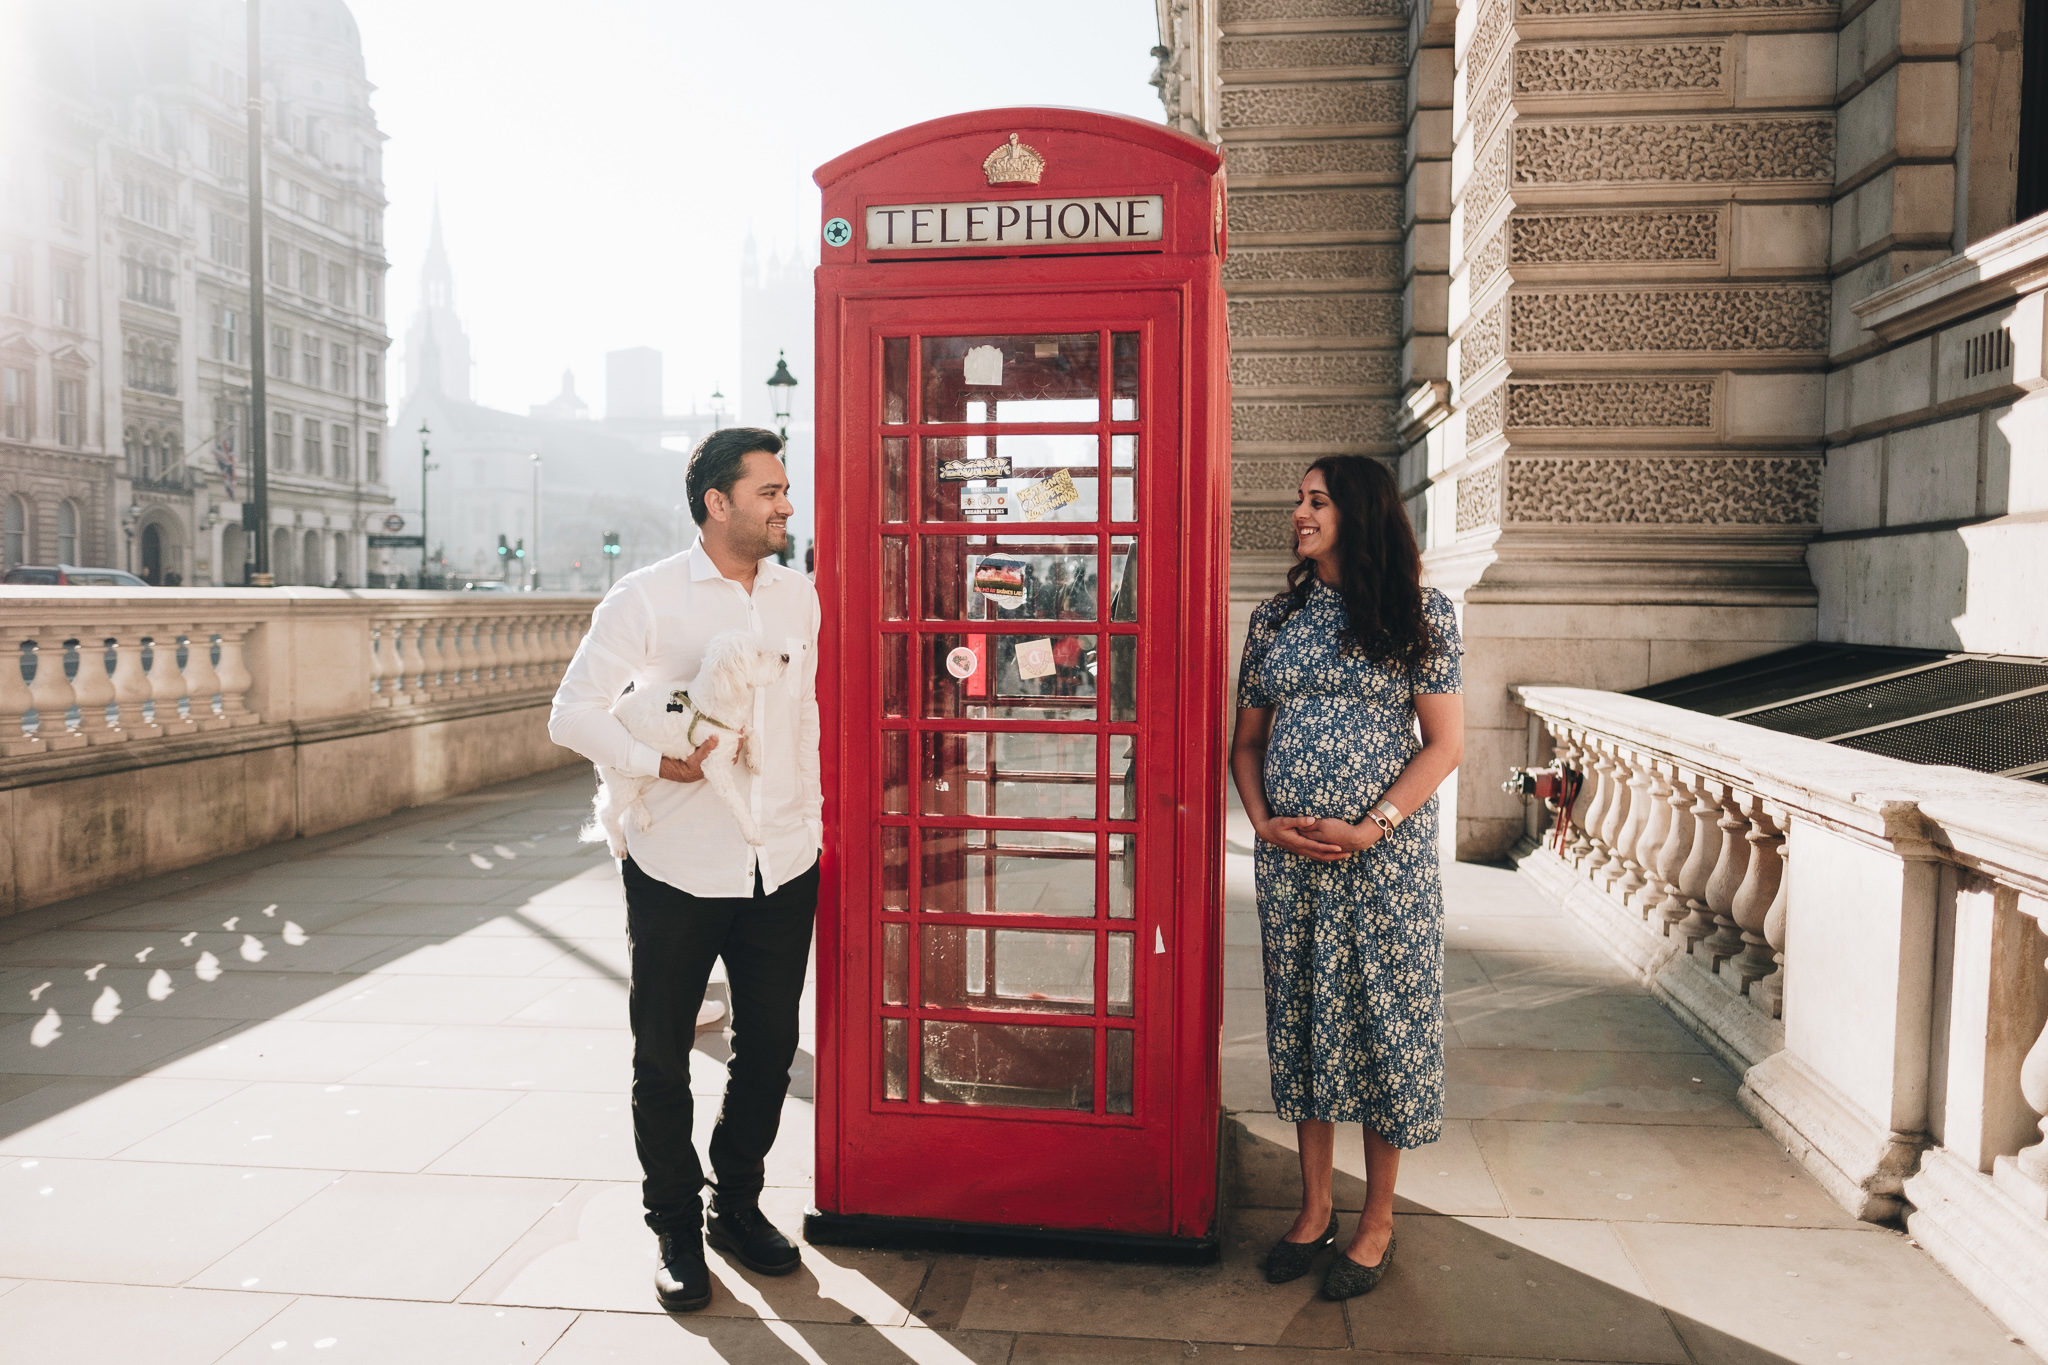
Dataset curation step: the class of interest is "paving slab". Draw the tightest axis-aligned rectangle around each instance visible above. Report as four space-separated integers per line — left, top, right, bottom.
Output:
1443 1047 1748 1127
210 1295 575 1364
151 1019 432 1084
191 1169 571 1301
0 966 360 1022
422 1089 643 1182
367 933 585 978
506 978 635 1028
1472 949 1640 991
1449 987 1710 1054
0 1279 289 1365
0 1009 235 1077
304 972 567 1025
0 1075 243 1157
120 1080 521 1172
342 1023 637 1092
535 1313 1014 1365
1444 915 1602 953
1233 1111 1506 1218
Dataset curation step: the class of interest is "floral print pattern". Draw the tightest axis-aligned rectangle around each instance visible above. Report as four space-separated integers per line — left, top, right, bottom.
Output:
1237 582 1462 1146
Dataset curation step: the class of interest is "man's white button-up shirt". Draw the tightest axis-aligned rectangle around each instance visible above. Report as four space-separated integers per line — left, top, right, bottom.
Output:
548 539 822 897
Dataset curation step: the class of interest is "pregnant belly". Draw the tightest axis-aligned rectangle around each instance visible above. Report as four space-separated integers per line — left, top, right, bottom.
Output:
1262 706 1416 821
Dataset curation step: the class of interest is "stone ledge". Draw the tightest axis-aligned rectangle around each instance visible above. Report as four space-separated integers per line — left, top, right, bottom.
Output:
1740 1049 1924 1222
1903 1149 2048 1358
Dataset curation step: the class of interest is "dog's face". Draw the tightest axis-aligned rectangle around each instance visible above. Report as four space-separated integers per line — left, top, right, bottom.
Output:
703 633 791 693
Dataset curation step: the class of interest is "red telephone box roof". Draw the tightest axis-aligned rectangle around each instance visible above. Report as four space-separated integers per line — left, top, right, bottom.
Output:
814 108 1224 262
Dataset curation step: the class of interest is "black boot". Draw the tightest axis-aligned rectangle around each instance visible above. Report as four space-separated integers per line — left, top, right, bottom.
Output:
653 1229 712 1312
706 1196 801 1276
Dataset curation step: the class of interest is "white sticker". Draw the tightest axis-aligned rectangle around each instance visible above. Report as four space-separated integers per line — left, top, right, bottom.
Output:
945 646 978 680
1015 637 1056 680
963 344 1004 386
1154 927 1166 954
960 491 1009 517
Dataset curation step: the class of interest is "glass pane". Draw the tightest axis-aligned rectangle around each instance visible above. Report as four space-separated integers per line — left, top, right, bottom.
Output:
1110 735 1135 821
1109 536 1137 622
1107 634 1136 723
923 632 1097 721
883 336 909 425
882 437 909 522
1110 435 1136 522
920 828 1098 917
881 537 908 619
881 634 909 718
921 334 1101 424
922 925 1095 1015
883 1017 907 1101
1112 332 1139 420
922 731 1097 820
882 731 909 814
1108 933 1133 1016
881 825 909 911
1108 832 1134 918
922 535 1101 623
1107 1029 1133 1115
882 921 908 1006
921 1020 1094 1111
920 435 1100 525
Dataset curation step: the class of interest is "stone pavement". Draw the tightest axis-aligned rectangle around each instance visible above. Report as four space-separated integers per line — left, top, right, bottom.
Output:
0 768 2033 1364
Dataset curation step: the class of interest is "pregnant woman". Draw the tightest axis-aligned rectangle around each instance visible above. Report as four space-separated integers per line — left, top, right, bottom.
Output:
1228 455 1465 1301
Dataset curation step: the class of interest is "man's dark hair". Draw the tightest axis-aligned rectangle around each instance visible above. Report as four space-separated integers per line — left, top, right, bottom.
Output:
687 427 783 525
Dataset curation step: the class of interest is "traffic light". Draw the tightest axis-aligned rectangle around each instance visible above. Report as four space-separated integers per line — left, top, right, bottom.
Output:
602 531 621 558
513 538 525 561
496 534 509 561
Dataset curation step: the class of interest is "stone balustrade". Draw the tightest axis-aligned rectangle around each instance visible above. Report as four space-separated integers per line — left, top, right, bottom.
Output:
1513 685 2048 1350
0 589 596 916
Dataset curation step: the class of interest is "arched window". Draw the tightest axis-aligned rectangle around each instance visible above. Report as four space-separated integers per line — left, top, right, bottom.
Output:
2 494 27 569
124 425 140 477
125 335 143 390
56 500 77 563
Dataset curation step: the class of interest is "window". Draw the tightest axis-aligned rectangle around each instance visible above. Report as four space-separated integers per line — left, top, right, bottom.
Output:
52 165 81 229
56 500 77 563
298 249 318 295
123 245 175 309
0 247 25 316
1 365 29 440
364 352 381 400
302 415 323 476
2023 0 2048 221
301 332 321 388
267 235 288 285
272 409 294 471
211 303 241 362
53 265 80 328
331 344 350 394
2 494 26 569
207 130 244 184
364 272 381 320
270 324 291 378
289 182 308 216
327 260 349 306
365 429 380 483
55 376 81 447
209 209 247 269
317 195 338 227
124 336 176 394
121 178 171 229
363 209 382 244
330 423 350 480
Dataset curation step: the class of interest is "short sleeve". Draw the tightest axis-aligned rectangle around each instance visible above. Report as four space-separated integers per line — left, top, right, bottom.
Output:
1410 589 1463 695
1235 598 1284 709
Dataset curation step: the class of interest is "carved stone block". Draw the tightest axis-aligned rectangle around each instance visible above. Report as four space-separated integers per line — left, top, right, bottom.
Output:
1231 506 1301 553
1229 294 1405 340
1511 210 1720 263
1232 457 1318 491
1516 0 1828 13
1507 379 1715 428
1222 33 1409 72
1220 0 1404 19
1510 286 1829 352
1457 461 1503 532
1234 401 1399 443
1460 299 1508 386
1503 455 1821 523
1471 55 1513 144
1229 189 1405 236
1222 81 1408 131
1512 118 1835 185
1466 385 1508 441
1514 42 1726 95
1468 225 1510 286
1229 352 1401 388
1224 140 1406 179
1469 0 1515 85
1223 244 1405 283
1464 134 1514 245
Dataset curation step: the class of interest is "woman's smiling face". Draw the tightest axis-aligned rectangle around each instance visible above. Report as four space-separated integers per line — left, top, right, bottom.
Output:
1293 467 1339 568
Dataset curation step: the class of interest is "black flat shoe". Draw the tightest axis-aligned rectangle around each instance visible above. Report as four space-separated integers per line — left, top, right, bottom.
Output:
1260 1213 1338 1284
1320 1231 1396 1300
707 1199 801 1276
654 1230 712 1312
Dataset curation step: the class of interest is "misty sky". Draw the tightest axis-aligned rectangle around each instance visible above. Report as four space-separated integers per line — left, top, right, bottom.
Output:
348 0 1167 417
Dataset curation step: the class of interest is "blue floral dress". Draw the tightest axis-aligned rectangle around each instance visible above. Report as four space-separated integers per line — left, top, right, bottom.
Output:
1236 582 1463 1147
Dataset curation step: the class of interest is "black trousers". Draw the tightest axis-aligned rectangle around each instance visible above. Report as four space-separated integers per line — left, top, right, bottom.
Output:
622 855 819 1234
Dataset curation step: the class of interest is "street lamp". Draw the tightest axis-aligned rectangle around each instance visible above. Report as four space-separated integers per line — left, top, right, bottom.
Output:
529 451 541 591
122 501 142 574
418 421 437 588
710 383 725 432
765 352 800 565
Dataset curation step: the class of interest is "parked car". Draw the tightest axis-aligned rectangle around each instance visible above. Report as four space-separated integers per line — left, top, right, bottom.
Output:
459 579 514 592
2 564 152 587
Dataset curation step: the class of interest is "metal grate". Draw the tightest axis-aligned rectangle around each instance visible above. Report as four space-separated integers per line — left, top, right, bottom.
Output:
1741 660 2048 740
1632 644 1943 716
1834 692 2048 774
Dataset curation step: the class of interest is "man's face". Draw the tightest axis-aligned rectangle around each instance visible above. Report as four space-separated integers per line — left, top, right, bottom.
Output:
708 449 795 559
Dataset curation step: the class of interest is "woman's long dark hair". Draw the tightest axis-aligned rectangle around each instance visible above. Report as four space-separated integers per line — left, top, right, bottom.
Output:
1279 455 1432 668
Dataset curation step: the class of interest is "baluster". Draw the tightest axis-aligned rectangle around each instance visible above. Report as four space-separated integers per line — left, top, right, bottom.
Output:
1627 763 1674 918
516 613 541 684
1755 854 1789 1017
109 629 160 740
370 618 397 705
1674 776 1723 948
181 628 228 730
1611 752 1653 900
1579 740 1618 875
69 632 122 744
1649 765 1698 932
213 625 256 725
1 638 45 755
386 618 413 703
446 616 476 696
498 614 522 687
2007 917 2048 1199
1597 745 1637 891
1728 803 1785 995
27 631 86 750
418 619 449 698
1702 785 1752 962
145 632 194 735
472 615 501 692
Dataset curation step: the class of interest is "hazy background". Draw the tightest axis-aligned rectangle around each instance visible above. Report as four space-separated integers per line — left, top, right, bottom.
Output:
351 0 1165 416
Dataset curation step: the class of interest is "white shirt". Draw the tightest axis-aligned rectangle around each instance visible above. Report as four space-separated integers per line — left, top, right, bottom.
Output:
548 539 822 897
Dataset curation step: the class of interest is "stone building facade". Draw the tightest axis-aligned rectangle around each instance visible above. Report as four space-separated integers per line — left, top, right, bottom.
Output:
1156 0 2046 857
1 0 393 587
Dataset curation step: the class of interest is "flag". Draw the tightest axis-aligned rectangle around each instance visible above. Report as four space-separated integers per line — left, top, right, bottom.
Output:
216 426 237 502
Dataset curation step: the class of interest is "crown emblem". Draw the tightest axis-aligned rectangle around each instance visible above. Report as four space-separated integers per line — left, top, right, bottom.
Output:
983 134 1045 186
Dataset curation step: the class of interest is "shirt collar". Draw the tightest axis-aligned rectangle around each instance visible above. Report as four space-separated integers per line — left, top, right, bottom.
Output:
687 537 779 588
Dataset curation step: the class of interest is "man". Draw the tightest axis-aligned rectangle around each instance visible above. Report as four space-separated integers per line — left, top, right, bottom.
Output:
549 427 821 1313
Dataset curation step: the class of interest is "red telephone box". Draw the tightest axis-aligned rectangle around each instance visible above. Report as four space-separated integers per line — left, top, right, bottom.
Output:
806 109 1230 1259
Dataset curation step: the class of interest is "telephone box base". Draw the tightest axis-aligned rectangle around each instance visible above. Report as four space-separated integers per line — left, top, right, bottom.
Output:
802 1209 1220 1266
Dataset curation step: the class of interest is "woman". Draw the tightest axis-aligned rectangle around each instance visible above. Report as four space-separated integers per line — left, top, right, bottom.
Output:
1229 455 1464 1301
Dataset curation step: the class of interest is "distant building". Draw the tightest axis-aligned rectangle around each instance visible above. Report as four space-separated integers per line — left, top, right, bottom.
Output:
739 232 815 563
0 0 394 586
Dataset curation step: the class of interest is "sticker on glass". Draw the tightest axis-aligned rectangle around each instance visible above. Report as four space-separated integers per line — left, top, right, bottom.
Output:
1014 637 1056 680
1017 469 1080 521
971 556 1027 605
960 491 1009 517
945 646 979 680
963 344 1004 387
938 455 1012 482
821 217 852 248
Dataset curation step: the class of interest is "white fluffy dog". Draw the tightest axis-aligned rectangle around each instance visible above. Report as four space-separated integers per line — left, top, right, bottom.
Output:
583 630 790 855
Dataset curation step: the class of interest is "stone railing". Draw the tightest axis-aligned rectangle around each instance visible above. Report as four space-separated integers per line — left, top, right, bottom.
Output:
1513 685 2048 1350
0 589 596 915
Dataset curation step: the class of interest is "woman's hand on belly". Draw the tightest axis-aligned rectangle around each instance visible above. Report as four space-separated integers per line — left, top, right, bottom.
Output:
1255 814 1351 862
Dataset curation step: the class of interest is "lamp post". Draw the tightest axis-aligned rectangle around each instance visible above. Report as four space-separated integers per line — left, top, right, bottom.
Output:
122 501 141 573
710 384 726 432
529 451 541 591
418 421 436 588
765 351 799 565
244 0 272 586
